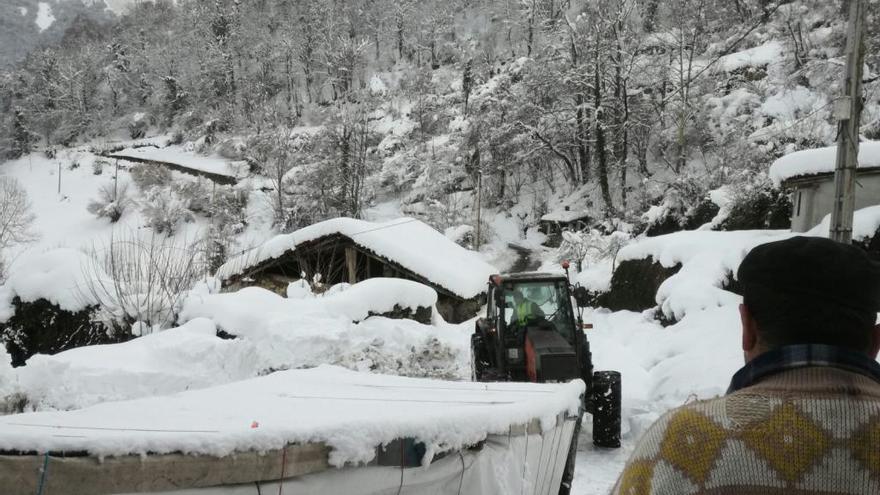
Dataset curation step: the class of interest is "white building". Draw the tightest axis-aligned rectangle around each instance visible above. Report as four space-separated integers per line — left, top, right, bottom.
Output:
769 141 880 232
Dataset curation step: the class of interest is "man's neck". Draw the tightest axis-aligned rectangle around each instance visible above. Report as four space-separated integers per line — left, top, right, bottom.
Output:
728 344 880 394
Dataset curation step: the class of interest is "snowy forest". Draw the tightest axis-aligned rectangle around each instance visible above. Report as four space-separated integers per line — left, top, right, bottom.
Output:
2 0 878 241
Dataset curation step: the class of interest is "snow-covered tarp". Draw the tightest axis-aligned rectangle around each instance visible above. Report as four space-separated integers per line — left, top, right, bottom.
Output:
0 365 583 466
769 140 880 185
109 145 246 180
217 217 498 300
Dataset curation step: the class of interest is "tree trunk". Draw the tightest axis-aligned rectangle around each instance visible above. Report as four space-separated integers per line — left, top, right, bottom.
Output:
594 55 613 214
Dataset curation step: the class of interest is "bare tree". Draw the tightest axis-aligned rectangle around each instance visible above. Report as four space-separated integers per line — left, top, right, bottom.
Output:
0 177 36 253
81 230 207 335
249 127 313 230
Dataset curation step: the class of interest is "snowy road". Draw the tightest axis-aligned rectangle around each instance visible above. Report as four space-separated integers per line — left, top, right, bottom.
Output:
571 414 637 494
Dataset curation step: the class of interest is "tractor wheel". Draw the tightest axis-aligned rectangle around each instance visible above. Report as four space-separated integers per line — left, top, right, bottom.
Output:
471 333 505 382
470 333 487 382
591 371 622 448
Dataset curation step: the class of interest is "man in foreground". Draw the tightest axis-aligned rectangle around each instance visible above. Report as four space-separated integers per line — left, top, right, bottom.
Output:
612 236 880 494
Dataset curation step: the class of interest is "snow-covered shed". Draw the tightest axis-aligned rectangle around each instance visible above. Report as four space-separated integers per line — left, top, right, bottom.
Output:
216 218 498 323
770 141 880 232
539 206 593 247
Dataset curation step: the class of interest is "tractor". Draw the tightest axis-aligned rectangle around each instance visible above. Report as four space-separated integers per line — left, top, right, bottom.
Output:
470 263 621 495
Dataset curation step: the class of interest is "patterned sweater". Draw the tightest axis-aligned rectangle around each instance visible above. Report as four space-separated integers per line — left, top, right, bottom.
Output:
611 365 880 494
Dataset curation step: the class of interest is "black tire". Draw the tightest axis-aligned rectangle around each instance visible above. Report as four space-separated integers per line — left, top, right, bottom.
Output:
591 371 622 448
470 332 488 382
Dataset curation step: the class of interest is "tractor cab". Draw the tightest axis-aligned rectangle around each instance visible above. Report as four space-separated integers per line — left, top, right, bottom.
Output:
474 272 588 383
473 269 592 383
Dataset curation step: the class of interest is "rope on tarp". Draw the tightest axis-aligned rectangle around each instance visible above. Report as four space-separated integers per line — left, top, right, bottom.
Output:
278 394 516 405
520 432 529 495
456 452 465 495
277 445 288 495
8 422 220 434
36 452 49 495
546 419 573 495
533 427 548 491
395 440 405 495
543 423 563 495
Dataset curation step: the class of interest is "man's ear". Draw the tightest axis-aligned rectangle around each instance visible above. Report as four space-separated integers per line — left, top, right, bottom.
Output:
740 304 758 356
869 323 880 359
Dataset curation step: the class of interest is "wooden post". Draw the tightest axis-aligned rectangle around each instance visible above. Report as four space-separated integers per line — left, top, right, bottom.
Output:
830 0 866 244
345 247 357 284
57 162 61 194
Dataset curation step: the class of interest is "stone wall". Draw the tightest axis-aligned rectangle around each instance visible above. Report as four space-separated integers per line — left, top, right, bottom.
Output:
593 257 682 313
0 298 125 367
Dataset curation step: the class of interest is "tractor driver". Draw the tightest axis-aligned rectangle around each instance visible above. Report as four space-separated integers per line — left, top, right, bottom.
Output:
509 288 545 328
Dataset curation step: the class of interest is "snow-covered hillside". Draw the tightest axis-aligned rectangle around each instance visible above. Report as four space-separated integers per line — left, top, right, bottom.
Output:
1 1 880 494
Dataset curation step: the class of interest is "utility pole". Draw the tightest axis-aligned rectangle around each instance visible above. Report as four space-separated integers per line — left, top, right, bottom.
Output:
830 0 866 244
474 170 483 251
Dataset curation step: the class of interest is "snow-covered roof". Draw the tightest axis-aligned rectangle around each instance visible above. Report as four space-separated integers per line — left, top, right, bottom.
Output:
0 365 583 466
217 218 498 300
541 186 594 224
715 40 784 72
769 141 880 185
109 145 245 180
541 207 591 223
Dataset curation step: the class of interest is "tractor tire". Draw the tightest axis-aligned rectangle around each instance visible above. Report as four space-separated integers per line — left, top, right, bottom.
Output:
470 333 488 382
591 371 622 448
471 333 507 382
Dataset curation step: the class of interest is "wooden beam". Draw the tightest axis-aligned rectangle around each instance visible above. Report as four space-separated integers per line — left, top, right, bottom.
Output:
0 443 329 495
345 246 357 284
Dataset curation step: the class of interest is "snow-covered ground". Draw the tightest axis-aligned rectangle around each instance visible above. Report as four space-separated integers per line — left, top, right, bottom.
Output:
3 144 880 493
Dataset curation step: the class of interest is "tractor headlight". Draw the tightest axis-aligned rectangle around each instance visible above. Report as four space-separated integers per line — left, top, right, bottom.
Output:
507 348 521 361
